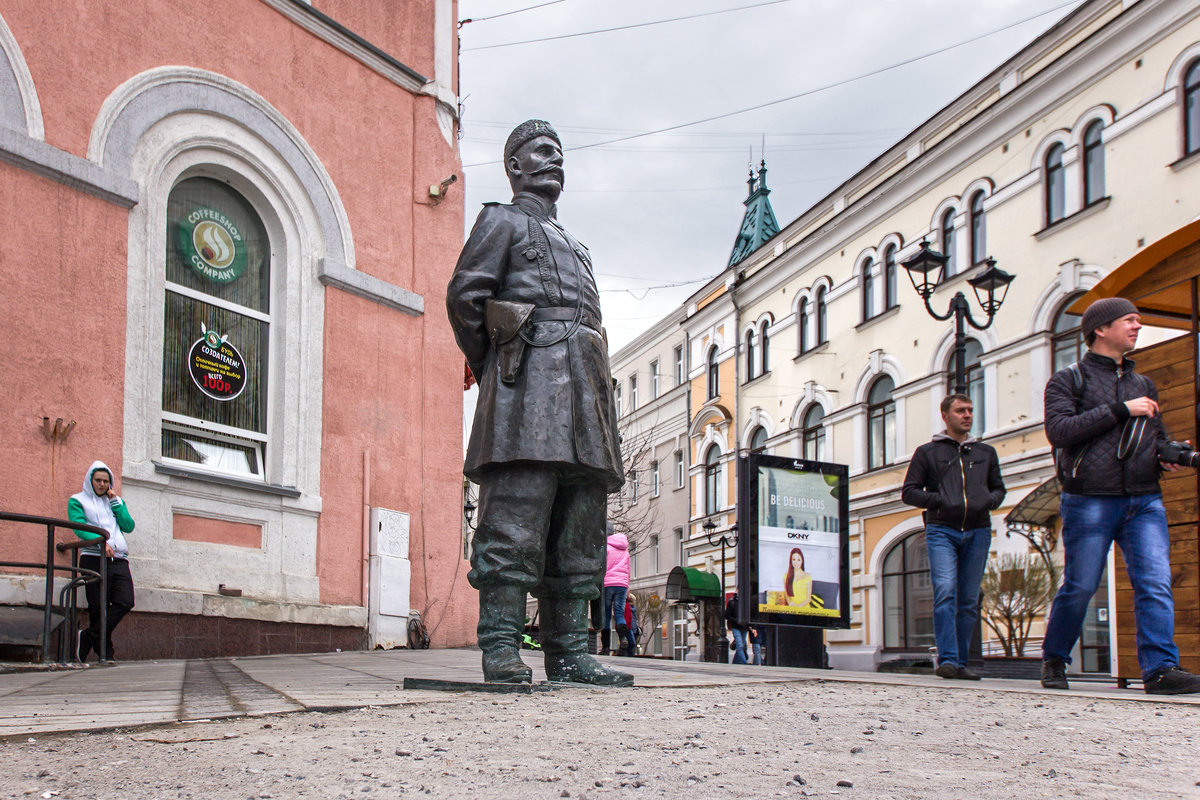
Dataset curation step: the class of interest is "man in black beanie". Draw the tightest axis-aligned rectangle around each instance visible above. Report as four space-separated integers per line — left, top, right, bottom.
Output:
1042 296 1200 693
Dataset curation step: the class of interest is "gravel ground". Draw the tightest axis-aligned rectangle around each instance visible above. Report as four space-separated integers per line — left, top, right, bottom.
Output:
2 680 1198 800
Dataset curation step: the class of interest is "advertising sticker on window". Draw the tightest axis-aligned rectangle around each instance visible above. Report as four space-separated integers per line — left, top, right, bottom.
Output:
188 324 247 401
176 206 247 284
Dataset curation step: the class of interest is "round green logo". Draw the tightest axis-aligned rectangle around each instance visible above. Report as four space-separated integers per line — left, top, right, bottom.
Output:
177 207 247 283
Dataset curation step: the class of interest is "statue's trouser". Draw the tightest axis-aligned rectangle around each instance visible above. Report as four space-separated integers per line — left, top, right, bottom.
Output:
471 465 629 686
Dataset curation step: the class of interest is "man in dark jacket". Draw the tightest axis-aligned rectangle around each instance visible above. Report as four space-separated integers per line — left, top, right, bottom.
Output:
902 394 1005 680
725 592 749 665
446 120 630 687
1042 297 1200 694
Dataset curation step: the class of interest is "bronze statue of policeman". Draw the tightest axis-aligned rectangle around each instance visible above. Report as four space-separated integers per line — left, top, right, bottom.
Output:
446 120 631 686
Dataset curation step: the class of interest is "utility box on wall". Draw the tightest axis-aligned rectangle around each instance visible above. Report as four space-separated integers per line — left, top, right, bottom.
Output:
368 507 411 649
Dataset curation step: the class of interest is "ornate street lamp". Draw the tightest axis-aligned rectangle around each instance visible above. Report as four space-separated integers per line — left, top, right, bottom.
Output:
704 519 739 599
901 242 1015 395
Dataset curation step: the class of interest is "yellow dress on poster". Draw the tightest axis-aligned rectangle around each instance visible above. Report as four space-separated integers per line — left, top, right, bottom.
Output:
784 548 812 607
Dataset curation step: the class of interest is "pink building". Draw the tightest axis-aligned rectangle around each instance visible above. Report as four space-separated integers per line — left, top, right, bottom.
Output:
0 1 476 658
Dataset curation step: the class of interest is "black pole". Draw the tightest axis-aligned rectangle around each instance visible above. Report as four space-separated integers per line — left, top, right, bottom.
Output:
953 293 968 396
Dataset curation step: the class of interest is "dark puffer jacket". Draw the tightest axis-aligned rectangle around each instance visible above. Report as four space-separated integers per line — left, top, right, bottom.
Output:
902 434 1006 530
1044 351 1166 496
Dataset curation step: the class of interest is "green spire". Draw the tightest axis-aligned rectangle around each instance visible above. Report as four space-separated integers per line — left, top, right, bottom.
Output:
728 160 780 268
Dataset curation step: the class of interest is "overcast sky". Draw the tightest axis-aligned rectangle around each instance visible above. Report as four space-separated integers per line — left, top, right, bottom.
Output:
456 0 1084 352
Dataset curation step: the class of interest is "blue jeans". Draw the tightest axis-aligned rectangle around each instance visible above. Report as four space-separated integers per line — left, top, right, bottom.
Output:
602 586 627 634
925 524 992 668
1043 493 1177 680
730 627 748 664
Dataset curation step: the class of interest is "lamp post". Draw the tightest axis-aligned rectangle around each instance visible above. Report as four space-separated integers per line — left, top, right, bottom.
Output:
901 241 1015 395
704 518 739 599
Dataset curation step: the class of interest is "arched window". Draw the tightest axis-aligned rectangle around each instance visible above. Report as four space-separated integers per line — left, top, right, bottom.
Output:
1045 142 1066 225
798 298 810 354
704 444 721 515
745 329 757 382
861 259 875 322
1083 121 1105 206
1052 295 1085 373
706 345 719 400
883 245 898 311
760 321 770 374
945 339 985 434
801 404 825 462
867 375 896 470
1185 59 1200 157
750 426 768 453
882 531 934 650
940 208 957 278
162 177 271 476
816 286 828 345
969 191 987 267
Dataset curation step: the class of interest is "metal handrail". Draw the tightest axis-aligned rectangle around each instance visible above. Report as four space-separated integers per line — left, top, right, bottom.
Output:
0 511 109 663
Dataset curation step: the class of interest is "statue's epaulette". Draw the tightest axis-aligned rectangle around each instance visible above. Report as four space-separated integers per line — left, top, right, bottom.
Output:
482 201 503 207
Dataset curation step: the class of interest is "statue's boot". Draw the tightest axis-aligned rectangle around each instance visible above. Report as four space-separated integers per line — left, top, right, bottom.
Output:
477 585 533 684
540 598 634 687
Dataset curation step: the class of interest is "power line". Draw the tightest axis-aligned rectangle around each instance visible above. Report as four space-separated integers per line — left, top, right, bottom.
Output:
458 0 567 27
463 0 1083 168
462 0 794 52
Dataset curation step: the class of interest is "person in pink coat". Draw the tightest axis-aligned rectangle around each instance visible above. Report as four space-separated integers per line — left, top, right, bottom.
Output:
603 522 630 655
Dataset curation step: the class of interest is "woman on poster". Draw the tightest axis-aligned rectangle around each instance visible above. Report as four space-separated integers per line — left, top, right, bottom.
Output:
783 547 813 608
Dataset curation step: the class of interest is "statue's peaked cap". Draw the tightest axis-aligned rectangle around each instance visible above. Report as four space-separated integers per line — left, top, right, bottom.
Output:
504 119 561 162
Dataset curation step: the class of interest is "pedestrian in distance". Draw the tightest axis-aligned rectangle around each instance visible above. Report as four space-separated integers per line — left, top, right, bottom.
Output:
603 521 630 656
622 595 638 656
1042 297 1200 694
901 394 1006 681
68 461 136 664
749 625 764 665
725 591 749 665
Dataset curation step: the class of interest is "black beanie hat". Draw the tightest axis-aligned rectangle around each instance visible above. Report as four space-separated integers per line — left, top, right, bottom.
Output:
1081 297 1138 340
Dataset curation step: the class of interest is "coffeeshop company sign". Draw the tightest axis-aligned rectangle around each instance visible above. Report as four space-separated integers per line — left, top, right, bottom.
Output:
177 207 247 283
188 325 247 401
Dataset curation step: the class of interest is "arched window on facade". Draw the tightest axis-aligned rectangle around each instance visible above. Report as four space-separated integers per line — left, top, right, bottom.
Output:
801 404 825 462
867 375 896 470
706 345 719 400
1083 120 1105 207
969 191 987 267
1052 294 1086 373
861 259 875 322
882 531 934 650
798 298 810 354
940 208 957 278
816 286 828 345
760 321 770 374
162 177 272 477
704 444 721 515
745 329 757 382
1045 142 1066 225
750 426 768 453
1185 58 1200 157
883 245 898 311
945 339 985 434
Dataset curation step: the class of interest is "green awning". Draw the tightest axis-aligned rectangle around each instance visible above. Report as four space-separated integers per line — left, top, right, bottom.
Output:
665 566 721 601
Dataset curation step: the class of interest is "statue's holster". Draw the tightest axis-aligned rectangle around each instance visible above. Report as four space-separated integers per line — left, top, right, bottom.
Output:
485 299 535 385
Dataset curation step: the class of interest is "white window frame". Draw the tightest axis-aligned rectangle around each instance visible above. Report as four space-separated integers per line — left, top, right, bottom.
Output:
629 373 638 412
650 359 660 400
651 459 660 497
674 345 684 386
675 449 685 489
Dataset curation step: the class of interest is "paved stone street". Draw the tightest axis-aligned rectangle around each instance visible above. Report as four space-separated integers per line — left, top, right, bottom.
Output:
1 649 1199 799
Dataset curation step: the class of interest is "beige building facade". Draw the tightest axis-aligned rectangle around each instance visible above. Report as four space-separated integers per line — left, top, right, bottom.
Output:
641 0 1200 670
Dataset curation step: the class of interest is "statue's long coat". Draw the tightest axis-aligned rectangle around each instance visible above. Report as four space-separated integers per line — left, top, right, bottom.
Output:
446 193 624 492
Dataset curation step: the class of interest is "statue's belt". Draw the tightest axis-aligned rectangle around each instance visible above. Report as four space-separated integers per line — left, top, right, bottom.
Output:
531 306 601 332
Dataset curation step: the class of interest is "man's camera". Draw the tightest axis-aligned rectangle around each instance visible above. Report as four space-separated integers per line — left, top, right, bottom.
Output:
1158 440 1200 468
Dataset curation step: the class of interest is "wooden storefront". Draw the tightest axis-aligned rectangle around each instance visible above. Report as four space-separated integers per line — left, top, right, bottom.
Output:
1073 219 1200 682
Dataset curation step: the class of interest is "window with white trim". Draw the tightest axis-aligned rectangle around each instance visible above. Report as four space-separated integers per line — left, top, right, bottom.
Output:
651 459 660 497
161 177 271 478
649 359 659 400
675 449 685 488
674 345 684 386
1185 58 1200 157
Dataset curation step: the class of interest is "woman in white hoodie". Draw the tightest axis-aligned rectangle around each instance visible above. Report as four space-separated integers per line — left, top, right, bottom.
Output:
67 461 135 663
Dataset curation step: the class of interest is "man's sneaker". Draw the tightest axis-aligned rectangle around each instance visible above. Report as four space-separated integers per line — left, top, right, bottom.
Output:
1041 658 1069 690
1144 667 1200 695
956 666 981 681
934 662 958 679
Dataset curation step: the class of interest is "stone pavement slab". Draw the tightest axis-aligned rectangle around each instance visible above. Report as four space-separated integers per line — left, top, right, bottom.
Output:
1 648 1196 739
